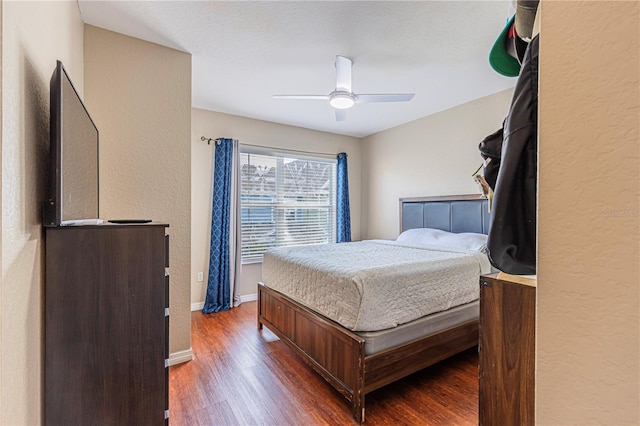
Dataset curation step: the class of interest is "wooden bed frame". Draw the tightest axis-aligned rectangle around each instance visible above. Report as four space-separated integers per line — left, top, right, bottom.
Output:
257 195 487 423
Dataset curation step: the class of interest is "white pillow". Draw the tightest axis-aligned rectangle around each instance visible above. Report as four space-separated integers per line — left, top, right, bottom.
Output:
396 228 449 245
396 228 488 253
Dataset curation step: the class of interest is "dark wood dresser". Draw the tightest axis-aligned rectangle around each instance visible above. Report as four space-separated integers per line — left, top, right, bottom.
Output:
45 223 169 425
479 273 536 426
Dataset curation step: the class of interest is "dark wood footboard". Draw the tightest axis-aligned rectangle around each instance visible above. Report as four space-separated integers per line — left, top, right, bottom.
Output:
257 282 479 423
258 282 366 422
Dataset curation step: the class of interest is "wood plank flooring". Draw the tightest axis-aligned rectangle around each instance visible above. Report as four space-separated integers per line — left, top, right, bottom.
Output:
169 302 479 425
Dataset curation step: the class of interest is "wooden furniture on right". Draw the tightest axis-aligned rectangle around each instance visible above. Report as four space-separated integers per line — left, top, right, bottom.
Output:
479 273 536 426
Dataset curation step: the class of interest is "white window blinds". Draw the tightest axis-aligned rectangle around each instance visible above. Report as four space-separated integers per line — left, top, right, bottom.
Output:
240 151 337 263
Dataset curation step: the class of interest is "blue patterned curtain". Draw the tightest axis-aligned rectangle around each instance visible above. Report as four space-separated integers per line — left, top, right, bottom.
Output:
336 152 351 243
203 138 234 313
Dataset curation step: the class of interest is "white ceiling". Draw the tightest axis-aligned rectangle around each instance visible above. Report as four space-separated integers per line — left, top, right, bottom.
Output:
78 1 516 138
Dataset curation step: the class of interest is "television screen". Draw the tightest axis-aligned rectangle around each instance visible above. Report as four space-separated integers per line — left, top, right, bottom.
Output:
44 60 99 226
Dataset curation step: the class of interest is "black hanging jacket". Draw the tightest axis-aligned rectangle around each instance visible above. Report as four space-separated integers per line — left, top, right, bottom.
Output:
487 35 539 275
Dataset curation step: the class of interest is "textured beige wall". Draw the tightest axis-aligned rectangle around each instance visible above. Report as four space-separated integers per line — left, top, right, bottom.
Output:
191 108 362 305
537 1 639 424
1 1 84 423
84 26 192 355
360 89 513 240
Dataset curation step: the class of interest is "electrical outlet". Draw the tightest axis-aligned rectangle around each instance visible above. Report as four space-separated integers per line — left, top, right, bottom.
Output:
197 272 204 282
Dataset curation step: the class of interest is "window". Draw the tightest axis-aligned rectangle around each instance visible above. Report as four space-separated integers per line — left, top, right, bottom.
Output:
240 150 337 263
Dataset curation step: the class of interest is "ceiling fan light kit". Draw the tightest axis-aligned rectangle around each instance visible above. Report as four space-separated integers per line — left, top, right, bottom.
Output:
329 91 356 109
273 55 415 121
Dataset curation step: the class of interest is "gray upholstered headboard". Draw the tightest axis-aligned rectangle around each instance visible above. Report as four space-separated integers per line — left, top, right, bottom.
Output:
399 194 489 235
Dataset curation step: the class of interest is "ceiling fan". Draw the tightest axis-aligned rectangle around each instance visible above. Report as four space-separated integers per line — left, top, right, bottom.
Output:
273 55 415 121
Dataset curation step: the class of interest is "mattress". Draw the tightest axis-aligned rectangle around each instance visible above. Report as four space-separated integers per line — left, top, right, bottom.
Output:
262 240 491 331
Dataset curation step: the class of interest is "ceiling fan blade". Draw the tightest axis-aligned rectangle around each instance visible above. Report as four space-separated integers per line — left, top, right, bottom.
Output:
335 56 352 92
355 93 415 103
273 94 329 100
335 109 347 122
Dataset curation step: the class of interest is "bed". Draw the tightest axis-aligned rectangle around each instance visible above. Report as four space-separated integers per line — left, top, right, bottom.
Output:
257 194 490 423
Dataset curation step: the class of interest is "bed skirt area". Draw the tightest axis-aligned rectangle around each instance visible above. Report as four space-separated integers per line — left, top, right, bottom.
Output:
357 300 478 355
257 282 479 423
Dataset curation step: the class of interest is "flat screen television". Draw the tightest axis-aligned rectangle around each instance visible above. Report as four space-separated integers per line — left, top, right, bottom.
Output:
43 60 100 227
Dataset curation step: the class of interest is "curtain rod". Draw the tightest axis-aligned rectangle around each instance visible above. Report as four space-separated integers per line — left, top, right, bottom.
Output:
200 136 339 158
240 142 337 158
200 136 224 145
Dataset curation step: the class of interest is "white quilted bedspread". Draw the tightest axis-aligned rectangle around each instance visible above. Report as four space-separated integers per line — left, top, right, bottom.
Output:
262 240 492 331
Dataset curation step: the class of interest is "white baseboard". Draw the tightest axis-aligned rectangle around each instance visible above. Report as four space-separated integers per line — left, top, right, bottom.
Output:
191 301 204 311
191 293 257 312
240 293 258 303
168 348 193 366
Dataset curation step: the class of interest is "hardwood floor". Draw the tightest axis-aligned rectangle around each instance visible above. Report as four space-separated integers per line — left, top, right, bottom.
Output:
169 302 479 425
